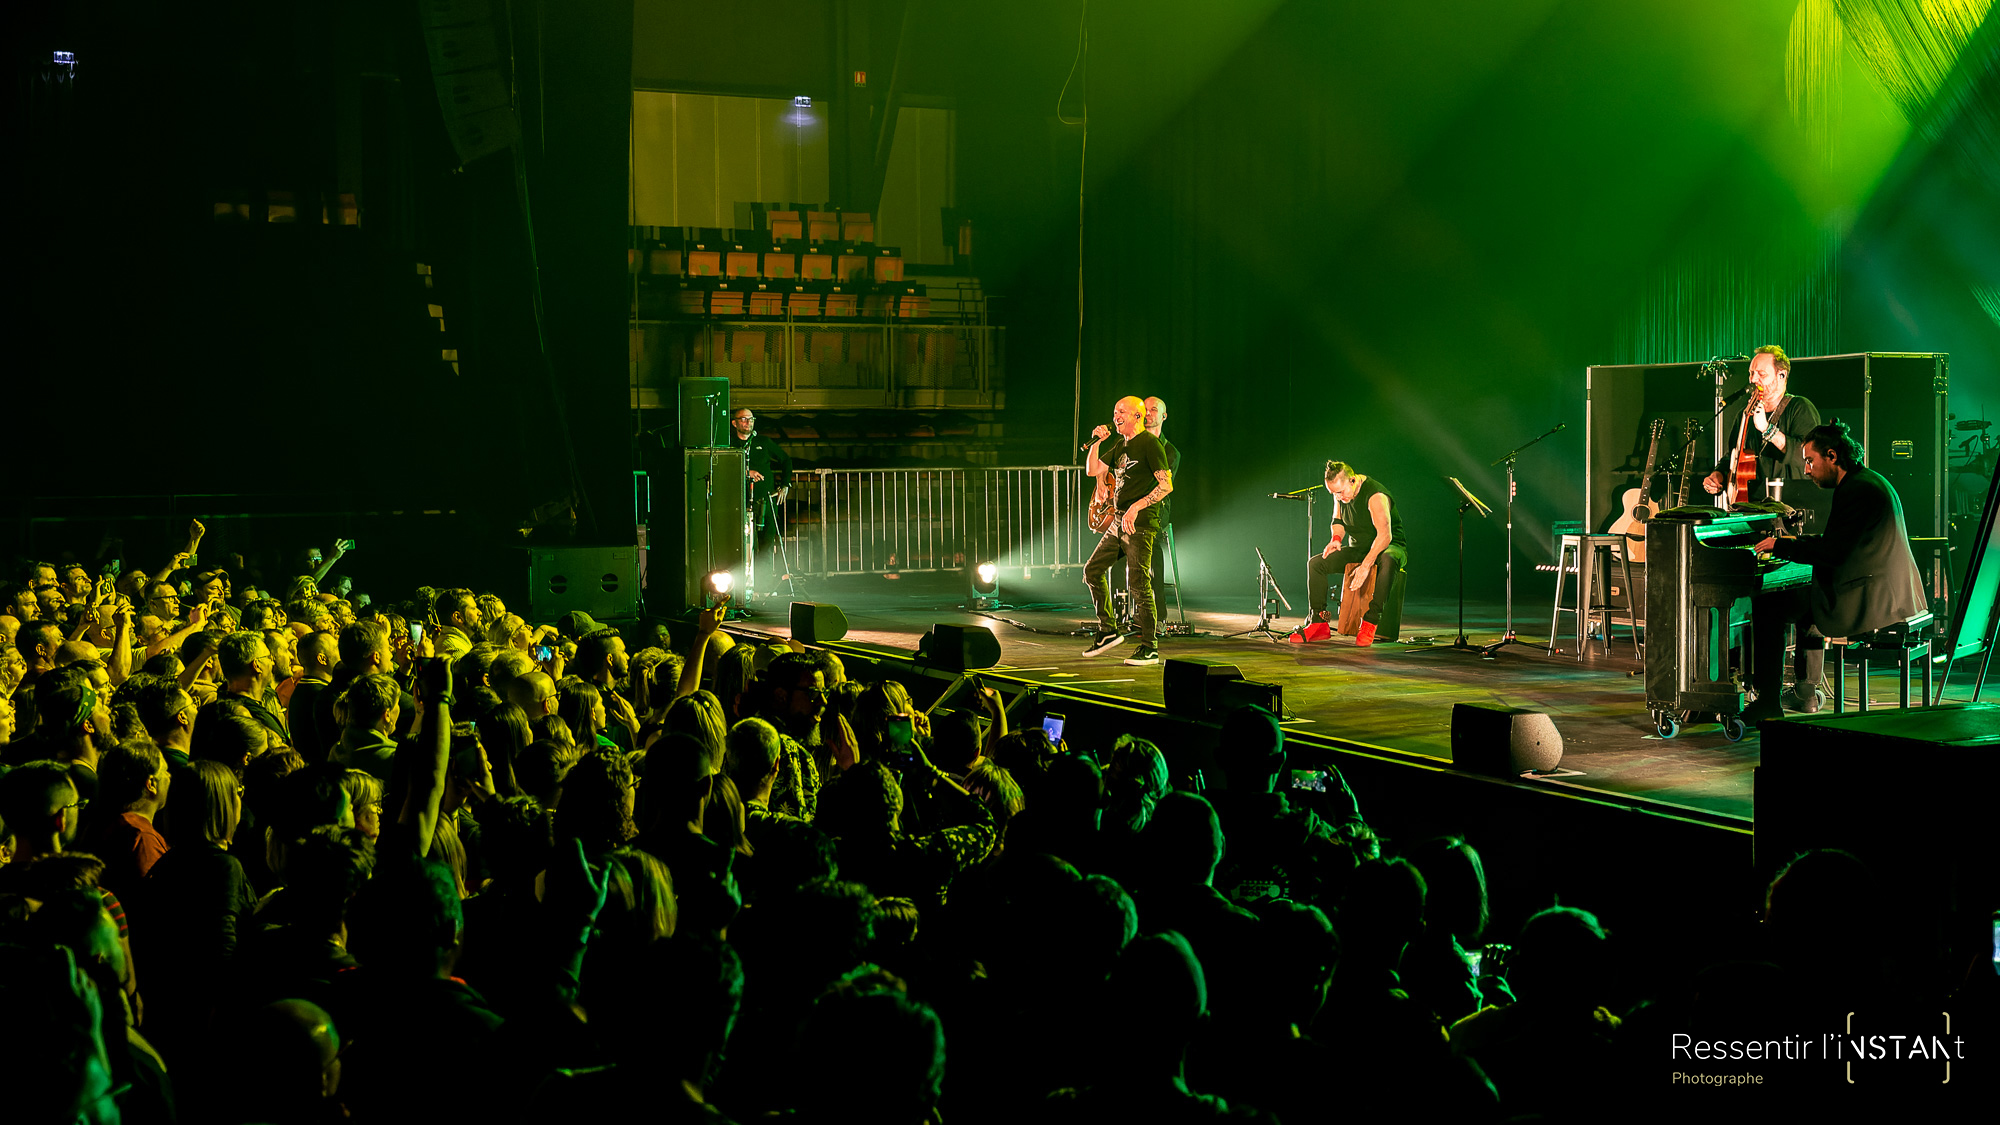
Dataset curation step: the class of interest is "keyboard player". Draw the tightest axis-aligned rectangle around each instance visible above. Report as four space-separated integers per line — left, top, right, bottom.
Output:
1744 422 1926 723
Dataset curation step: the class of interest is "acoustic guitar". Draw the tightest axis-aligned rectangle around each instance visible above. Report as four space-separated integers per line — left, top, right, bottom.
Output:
1674 418 1698 509
1087 475 1117 534
1608 419 1666 562
1726 388 1766 503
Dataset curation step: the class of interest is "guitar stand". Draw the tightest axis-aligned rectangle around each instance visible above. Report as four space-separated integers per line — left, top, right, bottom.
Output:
1225 547 1293 643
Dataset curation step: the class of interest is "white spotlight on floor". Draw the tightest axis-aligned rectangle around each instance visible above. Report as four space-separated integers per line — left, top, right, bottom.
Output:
971 560 999 609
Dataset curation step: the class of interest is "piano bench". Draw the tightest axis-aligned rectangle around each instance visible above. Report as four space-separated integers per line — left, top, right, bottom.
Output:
1830 611 1936 713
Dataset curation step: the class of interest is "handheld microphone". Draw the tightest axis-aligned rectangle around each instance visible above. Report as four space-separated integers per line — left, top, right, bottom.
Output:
1079 425 1112 454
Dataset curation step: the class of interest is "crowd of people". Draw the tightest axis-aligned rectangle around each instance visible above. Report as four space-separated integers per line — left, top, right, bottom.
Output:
0 524 1992 1122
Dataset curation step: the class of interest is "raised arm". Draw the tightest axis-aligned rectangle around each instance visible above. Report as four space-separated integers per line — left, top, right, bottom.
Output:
1083 424 1113 478
675 599 728 699
310 539 351 584
155 519 204 581
177 629 220 695
149 601 211 661
976 685 1009 756
398 655 456 858
107 602 134 686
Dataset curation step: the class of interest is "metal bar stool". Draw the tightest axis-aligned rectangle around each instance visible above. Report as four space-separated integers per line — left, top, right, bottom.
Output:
1547 534 1641 659
1830 611 1935 712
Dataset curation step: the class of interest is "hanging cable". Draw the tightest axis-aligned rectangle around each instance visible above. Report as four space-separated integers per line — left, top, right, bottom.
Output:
504 0 596 534
1057 1 1088 459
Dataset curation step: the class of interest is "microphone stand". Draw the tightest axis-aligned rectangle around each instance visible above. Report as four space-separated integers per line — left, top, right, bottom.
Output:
700 392 722 616
1480 422 1564 657
1267 484 1320 617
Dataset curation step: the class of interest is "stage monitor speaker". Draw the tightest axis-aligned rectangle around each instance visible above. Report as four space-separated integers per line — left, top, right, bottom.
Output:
677 377 730 448
918 623 1001 671
1217 678 1283 718
1163 658 1244 718
792 602 849 644
528 546 641 621
1450 703 1563 777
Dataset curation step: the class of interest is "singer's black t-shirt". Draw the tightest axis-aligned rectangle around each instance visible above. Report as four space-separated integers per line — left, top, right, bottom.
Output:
1103 432 1170 529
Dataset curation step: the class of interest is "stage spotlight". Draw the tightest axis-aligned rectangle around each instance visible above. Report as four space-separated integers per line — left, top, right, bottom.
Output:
705 571 734 605
971 560 999 609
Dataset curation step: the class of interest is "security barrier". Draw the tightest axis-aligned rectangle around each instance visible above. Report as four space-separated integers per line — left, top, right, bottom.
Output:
772 466 1093 576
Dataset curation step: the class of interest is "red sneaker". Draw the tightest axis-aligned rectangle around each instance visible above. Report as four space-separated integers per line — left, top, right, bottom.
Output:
1356 621 1378 647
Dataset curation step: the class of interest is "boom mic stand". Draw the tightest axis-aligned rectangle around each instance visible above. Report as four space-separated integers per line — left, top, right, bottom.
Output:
1225 547 1293 642
1269 483 1319 612
1480 422 1565 657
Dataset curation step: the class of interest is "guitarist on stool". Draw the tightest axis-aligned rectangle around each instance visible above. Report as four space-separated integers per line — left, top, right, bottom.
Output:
1082 396 1173 666
1702 346 1821 514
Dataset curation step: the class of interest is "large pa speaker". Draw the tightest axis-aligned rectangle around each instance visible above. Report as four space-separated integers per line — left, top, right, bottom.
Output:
791 602 849 644
528 546 641 621
644 449 750 612
917 624 1001 671
676 377 730 448
421 0 519 164
1450 703 1563 776
1163 658 1243 718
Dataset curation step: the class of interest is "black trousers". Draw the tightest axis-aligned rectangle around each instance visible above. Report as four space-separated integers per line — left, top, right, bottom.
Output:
1308 544 1405 622
1085 524 1159 647
1750 585 1824 700
748 493 785 588
1150 524 1173 617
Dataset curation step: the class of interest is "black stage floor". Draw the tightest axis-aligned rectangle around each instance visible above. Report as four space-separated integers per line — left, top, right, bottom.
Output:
727 575 1995 826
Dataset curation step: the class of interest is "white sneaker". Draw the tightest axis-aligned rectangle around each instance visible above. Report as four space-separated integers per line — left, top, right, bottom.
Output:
1082 632 1125 657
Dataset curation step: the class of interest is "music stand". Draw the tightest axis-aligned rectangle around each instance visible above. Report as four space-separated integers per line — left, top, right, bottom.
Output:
1225 547 1293 642
1439 476 1493 653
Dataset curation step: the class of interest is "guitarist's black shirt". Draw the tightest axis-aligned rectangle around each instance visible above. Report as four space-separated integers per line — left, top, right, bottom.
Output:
1103 432 1170 530
1715 395 1820 497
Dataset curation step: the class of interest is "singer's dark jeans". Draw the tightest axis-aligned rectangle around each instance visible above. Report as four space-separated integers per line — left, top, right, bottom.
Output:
1085 523 1158 647
1308 543 1406 622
